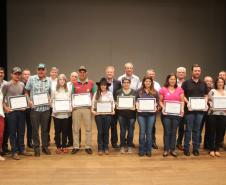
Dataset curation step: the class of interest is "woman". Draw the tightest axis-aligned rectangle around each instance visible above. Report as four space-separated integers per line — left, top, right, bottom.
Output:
208 77 226 157
159 73 184 157
52 74 71 154
0 90 5 160
116 77 137 154
91 77 115 155
137 76 159 157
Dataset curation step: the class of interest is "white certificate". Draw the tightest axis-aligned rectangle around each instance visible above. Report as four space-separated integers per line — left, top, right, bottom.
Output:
137 98 156 112
72 93 91 108
189 97 206 111
212 96 226 110
117 96 135 110
8 95 28 110
53 99 72 112
96 101 113 114
164 101 181 116
33 93 49 107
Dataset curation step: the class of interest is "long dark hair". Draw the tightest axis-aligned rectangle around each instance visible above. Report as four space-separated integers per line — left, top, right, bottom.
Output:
95 83 110 101
139 75 157 96
164 73 178 88
214 77 225 90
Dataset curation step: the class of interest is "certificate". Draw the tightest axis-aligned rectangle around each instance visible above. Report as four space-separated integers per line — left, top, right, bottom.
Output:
72 93 91 108
53 99 72 112
137 98 156 112
212 96 226 110
33 93 49 107
189 97 206 111
8 95 28 110
117 96 135 110
164 101 182 116
96 101 113 114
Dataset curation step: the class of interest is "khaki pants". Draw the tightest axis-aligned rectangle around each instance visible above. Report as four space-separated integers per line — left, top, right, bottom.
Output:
72 108 92 149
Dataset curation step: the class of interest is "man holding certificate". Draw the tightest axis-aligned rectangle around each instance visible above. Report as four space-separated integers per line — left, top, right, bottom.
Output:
91 78 115 155
159 73 184 157
25 63 52 156
116 77 137 154
71 66 96 155
2 67 31 160
182 64 208 156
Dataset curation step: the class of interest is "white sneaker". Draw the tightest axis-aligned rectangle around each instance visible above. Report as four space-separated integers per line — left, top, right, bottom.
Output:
127 147 132 154
0 156 5 161
120 147 125 154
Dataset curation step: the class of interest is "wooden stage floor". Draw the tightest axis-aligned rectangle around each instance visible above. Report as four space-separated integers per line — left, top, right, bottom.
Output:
0 116 226 185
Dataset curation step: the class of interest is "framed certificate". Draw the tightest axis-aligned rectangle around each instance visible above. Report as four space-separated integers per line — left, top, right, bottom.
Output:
53 99 72 112
189 97 206 111
212 96 226 110
32 92 49 107
117 96 135 110
8 95 28 110
96 101 113 114
72 93 91 108
137 98 156 112
164 100 182 116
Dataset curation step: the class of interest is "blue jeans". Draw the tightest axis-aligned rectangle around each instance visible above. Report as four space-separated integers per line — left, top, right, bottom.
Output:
177 117 185 145
95 115 112 151
184 112 204 151
138 115 155 154
118 115 135 147
161 115 181 151
5 111 26 154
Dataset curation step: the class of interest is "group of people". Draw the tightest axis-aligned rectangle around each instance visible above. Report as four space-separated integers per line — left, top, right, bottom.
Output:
0 62 225 161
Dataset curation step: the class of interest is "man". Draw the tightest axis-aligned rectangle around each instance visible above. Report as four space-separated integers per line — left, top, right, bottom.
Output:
66 71 79 147
22 69 33 148
47 67 59 144
182 64 208 156
25 63 52 156
71 66 96 155
199 76 213 150
0 67 10 155
2 67 31 160
105 66 121 148
118 62 140 90
175 67 186 150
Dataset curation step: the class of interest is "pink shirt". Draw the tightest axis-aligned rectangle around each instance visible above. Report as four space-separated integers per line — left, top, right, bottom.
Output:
159 87 184 101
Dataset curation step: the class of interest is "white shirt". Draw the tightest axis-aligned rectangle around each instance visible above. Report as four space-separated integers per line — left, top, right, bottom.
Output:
0 80 7 92
67 82 73 93
50 78 57 92
118 74 140 90
0 91 4 117
92 91 115 110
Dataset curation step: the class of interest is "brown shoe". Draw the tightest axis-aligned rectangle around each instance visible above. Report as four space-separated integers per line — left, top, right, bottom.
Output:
98 151 103 156
215 151 221 157
55 148 62 154
105 150 109 155
12 153 20 160
62 148 69 154
209 151 215 157
176 144 184 151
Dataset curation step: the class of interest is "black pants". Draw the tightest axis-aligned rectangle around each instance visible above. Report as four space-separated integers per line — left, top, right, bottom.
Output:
208 115 226 151
30 110 50 148
67 116 73 145
110 112 118 145
25 108 32 145
53 117 68 148
47 108 52 142
2 118 9 152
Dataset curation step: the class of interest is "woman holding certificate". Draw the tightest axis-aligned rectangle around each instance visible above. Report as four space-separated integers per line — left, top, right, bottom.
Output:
116 77 137 154
207 77 226 157
91 78 115 155
136 76 159 157
159 73 184 157
51 74 71 154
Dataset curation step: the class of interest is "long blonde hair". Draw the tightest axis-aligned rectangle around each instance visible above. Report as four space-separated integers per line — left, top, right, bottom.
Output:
56 74 68 92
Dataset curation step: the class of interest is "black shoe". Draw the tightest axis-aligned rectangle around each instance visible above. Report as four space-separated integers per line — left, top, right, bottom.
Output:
112 143 119 149
152 143 158 149
42 147 51 155
170 151 178 157
2 148 11 155
146 152 152 157
138 152 145 157
192 150 199 156
85 148 93 154
27 142 34 149
71 148 79 154
184 150 190 156
34 147 40 157
19 151 32 156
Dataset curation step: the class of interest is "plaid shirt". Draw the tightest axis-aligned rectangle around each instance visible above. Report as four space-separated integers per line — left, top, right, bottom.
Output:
25 75 51 112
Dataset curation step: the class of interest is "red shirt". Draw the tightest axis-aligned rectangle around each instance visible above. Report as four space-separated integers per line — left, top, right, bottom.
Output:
72 78 96 96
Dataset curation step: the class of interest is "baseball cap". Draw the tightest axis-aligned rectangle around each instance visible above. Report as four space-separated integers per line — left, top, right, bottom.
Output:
37 63 46 69
78 66 87 72
11 67 22 74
